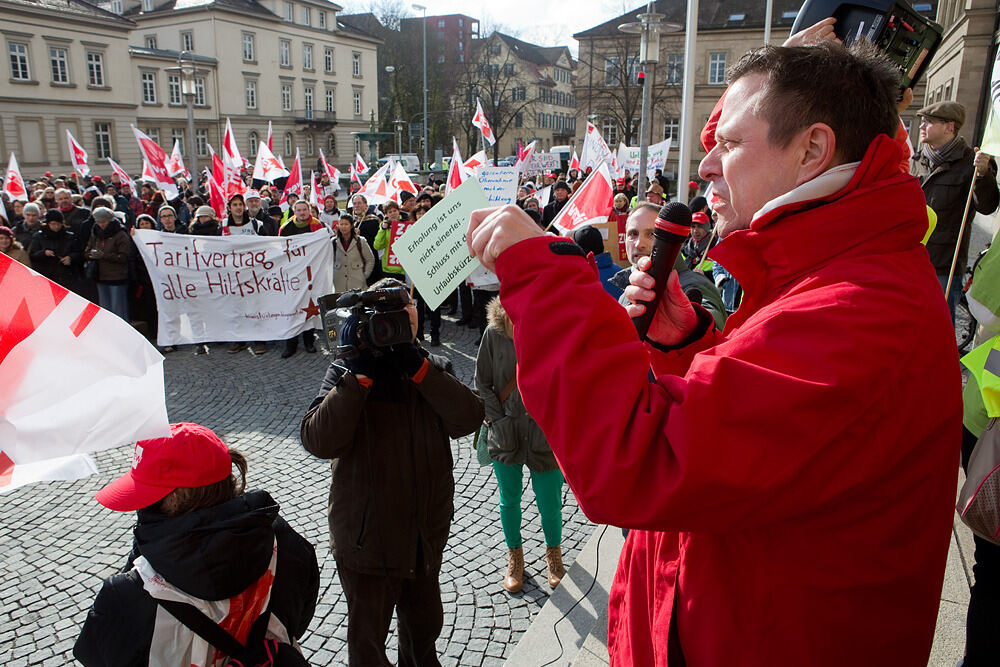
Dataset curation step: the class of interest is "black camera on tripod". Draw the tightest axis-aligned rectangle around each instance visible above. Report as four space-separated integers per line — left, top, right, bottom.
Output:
318 285 413 359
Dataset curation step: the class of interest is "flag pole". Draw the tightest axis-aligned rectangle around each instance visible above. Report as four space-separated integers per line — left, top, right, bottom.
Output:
944 175 981 295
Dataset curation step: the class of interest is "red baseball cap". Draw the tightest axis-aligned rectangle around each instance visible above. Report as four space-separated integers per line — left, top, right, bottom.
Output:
691 212 711 226
95 422 233 511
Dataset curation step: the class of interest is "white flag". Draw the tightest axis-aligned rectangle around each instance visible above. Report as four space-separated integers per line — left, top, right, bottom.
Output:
471 97 496 146
66 130 90 178
3 153 28 202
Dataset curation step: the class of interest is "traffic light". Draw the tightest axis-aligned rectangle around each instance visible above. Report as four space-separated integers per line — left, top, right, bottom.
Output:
637 71 645 86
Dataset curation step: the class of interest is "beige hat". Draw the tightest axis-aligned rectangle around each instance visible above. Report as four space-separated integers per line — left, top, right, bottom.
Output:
195 205 217 219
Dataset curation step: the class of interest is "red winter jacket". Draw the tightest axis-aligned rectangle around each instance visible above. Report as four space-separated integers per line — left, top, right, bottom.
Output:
494 134 960 666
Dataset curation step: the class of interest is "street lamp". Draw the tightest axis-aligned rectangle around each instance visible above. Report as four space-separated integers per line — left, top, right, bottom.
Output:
412 3 428 170
619 1 663 201
394 119 405 154
166 51 199 178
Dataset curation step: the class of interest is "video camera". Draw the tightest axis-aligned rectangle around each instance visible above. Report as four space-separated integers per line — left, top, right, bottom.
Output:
792 0 942 89
318 285 413 359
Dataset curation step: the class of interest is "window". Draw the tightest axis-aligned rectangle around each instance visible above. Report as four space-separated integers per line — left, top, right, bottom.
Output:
352 52 360 77
196 128 208 156
324 47 334 73
49 47 68 83
141 72 157 103
602 118 618 146
303 44 313 70
245 79 257 109
10 43 30 81
111 0 122 13
95 122 112 158
663 117 679 142
512 86 525 101
281 84 292 111
167 75 181 104
145 35 157 49
727 13 745 22
327 133 336 154
145 128 160 144
171 129 184 153
354 136 360 154
781 10 798 19
279 40 291 67
302 6 310 25
944 78 953 101
503 63 514 77
604 57 619 86
142 0 153 11
458 17 463 27
437 55 445 64
284 132 293 156
437 18 445 28
87 52 105 87
666 53 683 85
304 86 313 119
306 133 314 155
194 77 206 105
325 87 334 112
319 11 326 28
708 52 726 85
181 31 194 52
248 131 258 157
242 33 255 62
515 112 522 128
285 2 293 21
352 90 361 115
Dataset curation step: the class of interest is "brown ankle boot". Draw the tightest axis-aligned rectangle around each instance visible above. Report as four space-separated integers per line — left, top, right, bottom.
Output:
503 547 524 593
546 545 565 588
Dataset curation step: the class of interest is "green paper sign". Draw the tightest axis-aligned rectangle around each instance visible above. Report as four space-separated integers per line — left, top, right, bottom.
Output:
395 178 487 311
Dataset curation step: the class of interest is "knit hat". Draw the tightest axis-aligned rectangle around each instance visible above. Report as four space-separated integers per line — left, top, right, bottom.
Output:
23 202 41 216
573 225 604 256
195 205 217 219
244 189 261 200
267 205 283 217
95 422 234 512
0 226 12 238
45 209 64 223
158 204 177 217
553 181 572 193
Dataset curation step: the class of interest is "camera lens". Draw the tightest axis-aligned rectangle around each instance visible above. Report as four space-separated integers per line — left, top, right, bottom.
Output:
368 311 412 347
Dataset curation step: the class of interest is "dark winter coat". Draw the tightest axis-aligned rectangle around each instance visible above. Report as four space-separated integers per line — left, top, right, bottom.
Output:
475 299 558 472
84 219 131 283
300 353 483 577
73 490 319 667
13 219 43 249
911 136 999 276
28 226 78 287
189 219 222 236
541 197 568 228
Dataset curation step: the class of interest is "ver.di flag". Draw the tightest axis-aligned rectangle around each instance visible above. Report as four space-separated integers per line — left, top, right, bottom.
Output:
550 161 614 235
66 130 90 178
4 153 28 202
167 140 189 179
252 142 289 183
472 97 496 146
279 149 302 209
131 125 179 200
446 138 465 194
107 157 138 198
0 253 171 493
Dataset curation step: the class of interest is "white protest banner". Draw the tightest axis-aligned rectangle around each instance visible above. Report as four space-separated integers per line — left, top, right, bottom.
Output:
646 138 672 173
617 144 641 174
133 230 333 345
580 122 615 172
476 166 519 205
528 152 561 172
394 178 487 311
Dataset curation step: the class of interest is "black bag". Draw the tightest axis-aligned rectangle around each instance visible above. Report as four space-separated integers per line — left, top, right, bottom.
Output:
84 259 98 281
155 598 310 667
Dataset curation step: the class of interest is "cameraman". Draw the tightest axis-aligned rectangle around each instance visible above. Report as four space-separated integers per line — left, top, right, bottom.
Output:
300 278 483 666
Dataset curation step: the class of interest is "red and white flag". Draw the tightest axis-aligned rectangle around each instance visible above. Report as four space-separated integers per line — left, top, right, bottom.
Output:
319 150 342 183
472 98 496 146
446 138 465 194
349 164 361 184
131 126 178 199
207 174 226 219
251 142 289 183
0 254 170 493
208 144 224 188
515 140 536 174
66 130 90 178
389 163 418 203
141 160 156 183
107 157 137 198
3 153 28 202
569 151 581 173
550 161 614 235
279 149 302 210
221 118 245 199
167 140 188 179
580 122 615 173
358 163 391 205
463 150 488 177
266 120 273 152
309 171 320 209
354 153 369 175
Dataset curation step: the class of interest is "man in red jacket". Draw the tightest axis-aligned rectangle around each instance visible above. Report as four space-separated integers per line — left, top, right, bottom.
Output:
467 43 961 666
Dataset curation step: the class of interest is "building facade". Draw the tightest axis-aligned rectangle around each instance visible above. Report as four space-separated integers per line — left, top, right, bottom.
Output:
574 0 937 190
399 13 479 66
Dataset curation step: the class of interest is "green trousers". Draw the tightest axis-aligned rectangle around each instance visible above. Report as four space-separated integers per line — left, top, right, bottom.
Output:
491 461 564 549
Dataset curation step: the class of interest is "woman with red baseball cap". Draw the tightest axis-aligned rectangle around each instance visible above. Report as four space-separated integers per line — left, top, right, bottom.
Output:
73 422 319 667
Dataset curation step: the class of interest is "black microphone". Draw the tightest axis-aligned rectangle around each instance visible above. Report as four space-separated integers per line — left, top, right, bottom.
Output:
632 201 692 341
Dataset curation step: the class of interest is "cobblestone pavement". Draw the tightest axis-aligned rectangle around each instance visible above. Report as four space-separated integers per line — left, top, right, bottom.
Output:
0 314 596 666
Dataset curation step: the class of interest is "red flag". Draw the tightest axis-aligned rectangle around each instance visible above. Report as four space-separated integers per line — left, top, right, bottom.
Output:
550 162 614 235
221 118 245 198
389 163 418 203
107 157 137 198
167 140 188 179
354 153 369 175
130 126 178 199
515 140 536 174
251 142 289 183
3 153 28 202
207 174 226 220
208 145 224 190
471 98 496 146
279 149 302 209
0 253 170 492
446 138 464 194
141 160 156 183
319 150 342 183
463 150 488 177
569 151 581 173
66 130 90 178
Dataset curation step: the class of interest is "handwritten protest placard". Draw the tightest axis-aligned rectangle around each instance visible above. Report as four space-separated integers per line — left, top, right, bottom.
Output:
387 219 413 267
477 166 519 206
528 152 561 172
133 229 333 345
394 178 488 311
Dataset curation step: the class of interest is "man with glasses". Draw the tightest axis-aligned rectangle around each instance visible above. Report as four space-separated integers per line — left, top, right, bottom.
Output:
911 101 998 319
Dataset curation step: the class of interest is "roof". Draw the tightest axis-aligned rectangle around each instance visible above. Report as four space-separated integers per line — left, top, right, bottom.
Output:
128 45 217 62
494 33 574 68
337 12 386 39
2 0 135 26
123 0 276 18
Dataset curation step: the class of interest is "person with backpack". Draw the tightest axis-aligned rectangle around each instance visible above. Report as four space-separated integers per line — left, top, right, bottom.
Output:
73 422 319 667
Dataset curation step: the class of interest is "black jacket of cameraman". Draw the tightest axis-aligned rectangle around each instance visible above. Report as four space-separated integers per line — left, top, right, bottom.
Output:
300 349 483 577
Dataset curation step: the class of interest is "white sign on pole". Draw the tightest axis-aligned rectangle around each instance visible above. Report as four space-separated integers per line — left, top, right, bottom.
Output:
476 166 519 205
